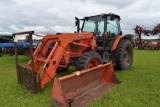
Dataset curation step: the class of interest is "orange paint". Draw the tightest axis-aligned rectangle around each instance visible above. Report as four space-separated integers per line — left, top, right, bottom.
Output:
25 32 96 89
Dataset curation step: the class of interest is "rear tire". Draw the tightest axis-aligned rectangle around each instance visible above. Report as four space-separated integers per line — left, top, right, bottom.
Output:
76 51 102 71
114 39 133 70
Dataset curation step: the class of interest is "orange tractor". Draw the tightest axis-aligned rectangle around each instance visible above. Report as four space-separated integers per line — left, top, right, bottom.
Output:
13 13 133 107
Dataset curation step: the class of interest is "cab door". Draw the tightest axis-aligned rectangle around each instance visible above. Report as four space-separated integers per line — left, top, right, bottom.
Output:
105 17 121 50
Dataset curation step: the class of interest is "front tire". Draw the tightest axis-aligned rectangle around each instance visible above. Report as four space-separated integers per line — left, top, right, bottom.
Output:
114 39 133 70
76 51 102 71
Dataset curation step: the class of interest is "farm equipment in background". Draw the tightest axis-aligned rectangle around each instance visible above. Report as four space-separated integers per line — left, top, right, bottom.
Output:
134 25 160 50
0 33 13 43
0 42 38 56
0 33 43 57
13 13 133 106
0 33 13 56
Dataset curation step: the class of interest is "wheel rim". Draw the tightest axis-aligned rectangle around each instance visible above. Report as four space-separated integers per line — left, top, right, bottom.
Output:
87 60 99 69
123 47 131 67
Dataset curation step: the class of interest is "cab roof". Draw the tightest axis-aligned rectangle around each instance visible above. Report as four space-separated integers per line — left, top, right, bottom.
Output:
83 13 120 20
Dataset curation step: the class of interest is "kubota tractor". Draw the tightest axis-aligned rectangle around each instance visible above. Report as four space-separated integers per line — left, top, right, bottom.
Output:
13 13 133 107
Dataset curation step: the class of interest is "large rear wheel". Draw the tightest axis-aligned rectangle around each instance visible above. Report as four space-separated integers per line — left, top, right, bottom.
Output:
76 51 102 71
114 39 133 70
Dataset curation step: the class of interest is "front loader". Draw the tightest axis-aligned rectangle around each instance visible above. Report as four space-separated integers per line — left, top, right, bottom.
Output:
13 13 133 106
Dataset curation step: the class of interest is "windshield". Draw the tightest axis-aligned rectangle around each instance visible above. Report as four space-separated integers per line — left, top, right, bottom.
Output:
82 16 104 36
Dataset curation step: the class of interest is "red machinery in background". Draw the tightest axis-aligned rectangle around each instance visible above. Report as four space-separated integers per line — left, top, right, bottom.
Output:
134 24 160 50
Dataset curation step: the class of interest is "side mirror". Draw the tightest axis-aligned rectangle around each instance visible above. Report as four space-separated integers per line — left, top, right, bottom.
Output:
119 31 122 35
75 17 79 26
75 17 80 33
110 14 115 21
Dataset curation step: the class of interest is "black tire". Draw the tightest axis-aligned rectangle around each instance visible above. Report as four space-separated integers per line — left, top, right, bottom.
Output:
114 39 133 70
76 51 102 71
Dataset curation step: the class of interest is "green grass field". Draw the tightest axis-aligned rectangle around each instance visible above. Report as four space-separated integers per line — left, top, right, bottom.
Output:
0 49 160 107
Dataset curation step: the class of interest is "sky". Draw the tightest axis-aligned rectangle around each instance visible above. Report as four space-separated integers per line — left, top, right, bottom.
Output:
0 0 160 39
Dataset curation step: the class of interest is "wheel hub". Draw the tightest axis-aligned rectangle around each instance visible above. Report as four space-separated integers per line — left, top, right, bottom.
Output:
123 48 131 67
87 60 99 69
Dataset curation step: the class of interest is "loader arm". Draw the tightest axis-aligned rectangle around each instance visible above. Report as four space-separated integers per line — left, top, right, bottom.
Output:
14 31 96 92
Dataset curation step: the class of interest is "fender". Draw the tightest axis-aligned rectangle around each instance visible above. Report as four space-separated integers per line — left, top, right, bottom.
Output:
111 34 134 51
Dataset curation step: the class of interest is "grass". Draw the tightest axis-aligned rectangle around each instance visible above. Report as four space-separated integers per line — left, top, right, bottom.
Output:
0 49 160 107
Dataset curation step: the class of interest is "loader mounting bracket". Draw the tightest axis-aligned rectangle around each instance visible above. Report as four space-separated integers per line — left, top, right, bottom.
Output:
17 65 41 93
13 31 41 93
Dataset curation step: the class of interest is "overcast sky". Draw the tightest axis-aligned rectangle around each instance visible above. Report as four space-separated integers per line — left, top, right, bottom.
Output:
0 0 160 37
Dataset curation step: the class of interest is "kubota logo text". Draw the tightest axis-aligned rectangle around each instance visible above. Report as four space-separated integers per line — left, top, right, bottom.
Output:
77 34 83 38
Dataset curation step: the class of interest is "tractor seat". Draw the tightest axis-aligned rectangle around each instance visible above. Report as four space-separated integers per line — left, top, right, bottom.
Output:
95 46 104 54
96 36 103 47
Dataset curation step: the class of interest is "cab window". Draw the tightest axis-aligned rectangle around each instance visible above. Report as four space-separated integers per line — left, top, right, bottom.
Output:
107 17 119 37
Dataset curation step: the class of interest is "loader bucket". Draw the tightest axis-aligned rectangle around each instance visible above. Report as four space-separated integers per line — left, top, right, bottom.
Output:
51 63 120 107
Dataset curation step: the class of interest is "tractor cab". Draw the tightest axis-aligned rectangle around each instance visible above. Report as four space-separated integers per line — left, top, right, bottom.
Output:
76 13 121 50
